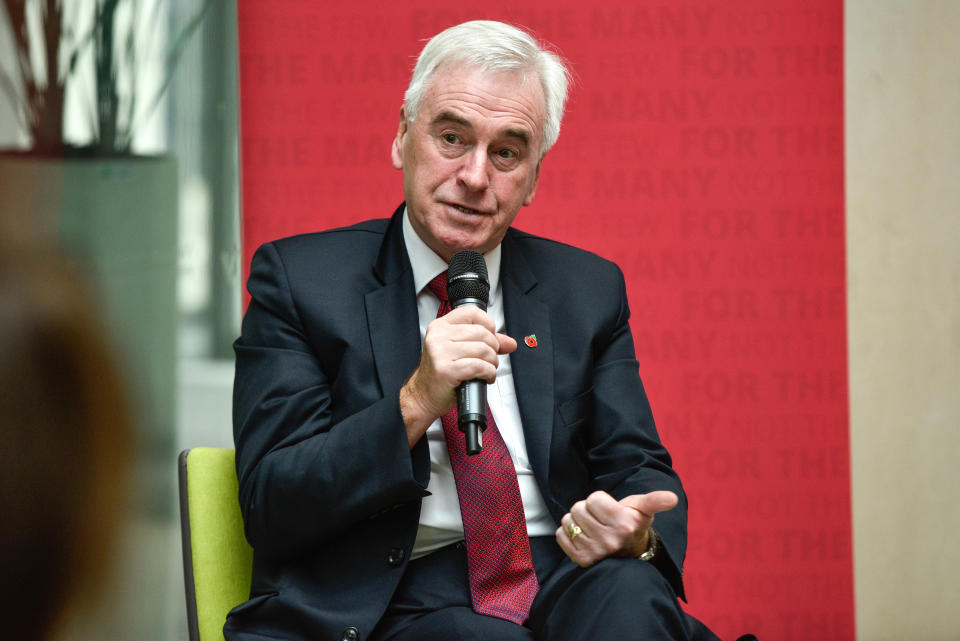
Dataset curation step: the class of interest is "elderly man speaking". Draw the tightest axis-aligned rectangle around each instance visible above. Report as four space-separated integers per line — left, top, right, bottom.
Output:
228 20 722 641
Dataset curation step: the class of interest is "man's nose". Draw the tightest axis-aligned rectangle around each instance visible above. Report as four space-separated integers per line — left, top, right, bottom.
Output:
457 147 490 191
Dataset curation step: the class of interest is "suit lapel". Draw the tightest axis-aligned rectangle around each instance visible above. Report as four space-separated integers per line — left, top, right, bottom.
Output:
501 232 555 499
364 206 430 480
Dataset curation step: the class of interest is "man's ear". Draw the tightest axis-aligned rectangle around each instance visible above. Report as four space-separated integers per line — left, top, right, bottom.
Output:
391 106 408 170
522 159 542 206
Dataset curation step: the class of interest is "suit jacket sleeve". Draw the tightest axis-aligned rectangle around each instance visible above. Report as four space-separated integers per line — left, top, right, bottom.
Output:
539 250 687 598
233 241 427 561
589 264 687 597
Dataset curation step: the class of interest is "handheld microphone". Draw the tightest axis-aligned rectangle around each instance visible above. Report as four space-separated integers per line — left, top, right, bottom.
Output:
446 250 490 455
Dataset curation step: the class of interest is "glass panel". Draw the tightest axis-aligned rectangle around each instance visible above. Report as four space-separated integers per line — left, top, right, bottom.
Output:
0 2 239 639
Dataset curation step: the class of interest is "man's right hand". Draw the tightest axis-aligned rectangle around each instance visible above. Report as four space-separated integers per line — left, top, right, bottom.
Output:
399 306 517 448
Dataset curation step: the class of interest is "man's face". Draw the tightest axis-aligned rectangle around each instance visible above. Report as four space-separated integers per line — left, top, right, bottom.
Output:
391 64 546 261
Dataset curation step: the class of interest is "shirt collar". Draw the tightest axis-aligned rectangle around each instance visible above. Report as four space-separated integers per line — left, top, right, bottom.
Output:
402 206 502 303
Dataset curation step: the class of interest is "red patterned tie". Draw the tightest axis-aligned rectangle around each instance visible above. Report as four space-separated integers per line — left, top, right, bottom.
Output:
427 273 539 624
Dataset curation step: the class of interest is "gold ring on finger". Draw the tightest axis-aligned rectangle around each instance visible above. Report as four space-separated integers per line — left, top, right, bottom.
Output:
566 522 583 541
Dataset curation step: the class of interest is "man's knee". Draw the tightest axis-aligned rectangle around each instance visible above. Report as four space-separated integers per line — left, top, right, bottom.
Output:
380 607 535 641
585 556 676 596
530 558 689 641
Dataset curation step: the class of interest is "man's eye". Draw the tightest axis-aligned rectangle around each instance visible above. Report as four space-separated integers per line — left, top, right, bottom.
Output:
497 148 517 159
442 133 460 144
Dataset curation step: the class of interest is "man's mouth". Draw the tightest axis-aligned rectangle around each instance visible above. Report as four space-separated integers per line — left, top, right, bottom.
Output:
451 204 482 215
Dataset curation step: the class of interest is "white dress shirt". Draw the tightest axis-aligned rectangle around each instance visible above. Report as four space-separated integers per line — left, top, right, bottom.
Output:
402 209 555 559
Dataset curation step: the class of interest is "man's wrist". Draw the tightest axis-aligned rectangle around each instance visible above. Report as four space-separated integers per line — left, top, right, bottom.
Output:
638 528 659 562
399 376 437 447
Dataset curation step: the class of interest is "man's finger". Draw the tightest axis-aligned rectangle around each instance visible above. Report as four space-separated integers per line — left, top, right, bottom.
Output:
496 333 517 354
443 305 497 333
555 526 594 568
620 491 679 517
582 490 623 525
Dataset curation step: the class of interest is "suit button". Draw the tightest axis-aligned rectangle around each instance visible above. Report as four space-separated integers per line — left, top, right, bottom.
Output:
388 547 405 567
341 627 359 641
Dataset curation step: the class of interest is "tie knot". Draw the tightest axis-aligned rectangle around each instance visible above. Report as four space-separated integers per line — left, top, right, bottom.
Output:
427 272 448 303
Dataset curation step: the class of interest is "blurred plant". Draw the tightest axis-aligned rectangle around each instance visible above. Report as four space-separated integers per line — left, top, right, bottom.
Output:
0 0 210 155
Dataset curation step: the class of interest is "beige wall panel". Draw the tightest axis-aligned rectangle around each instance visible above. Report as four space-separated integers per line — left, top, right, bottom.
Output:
846 1 960 640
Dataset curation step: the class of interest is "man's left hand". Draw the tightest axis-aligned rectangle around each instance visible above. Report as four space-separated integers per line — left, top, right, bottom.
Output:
556 490 678 567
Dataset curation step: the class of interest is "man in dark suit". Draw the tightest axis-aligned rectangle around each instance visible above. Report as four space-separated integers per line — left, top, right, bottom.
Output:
228 20 717 641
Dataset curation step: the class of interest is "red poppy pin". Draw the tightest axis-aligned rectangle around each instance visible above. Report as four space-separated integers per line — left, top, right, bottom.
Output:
524 334 538 348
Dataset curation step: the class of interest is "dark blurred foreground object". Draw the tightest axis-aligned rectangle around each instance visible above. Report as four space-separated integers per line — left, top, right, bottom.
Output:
0 246 132 640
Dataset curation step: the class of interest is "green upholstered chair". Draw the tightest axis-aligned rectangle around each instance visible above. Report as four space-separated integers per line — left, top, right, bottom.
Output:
178 448 254 641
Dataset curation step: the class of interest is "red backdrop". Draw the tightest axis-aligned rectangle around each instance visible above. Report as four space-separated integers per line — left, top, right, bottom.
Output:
238 2 851 639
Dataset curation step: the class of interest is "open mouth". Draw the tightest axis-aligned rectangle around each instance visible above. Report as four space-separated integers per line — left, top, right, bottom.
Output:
451 204 482 215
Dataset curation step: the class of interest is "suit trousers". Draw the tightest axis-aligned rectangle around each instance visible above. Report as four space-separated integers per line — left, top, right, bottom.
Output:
368 537 720 641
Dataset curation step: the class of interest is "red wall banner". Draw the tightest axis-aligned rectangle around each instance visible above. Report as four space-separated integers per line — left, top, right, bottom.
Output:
238 2 851 639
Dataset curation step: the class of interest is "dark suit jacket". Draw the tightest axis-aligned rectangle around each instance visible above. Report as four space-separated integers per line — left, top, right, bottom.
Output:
225 205 687 641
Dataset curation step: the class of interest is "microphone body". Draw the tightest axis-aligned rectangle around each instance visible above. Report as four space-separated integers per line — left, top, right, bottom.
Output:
446 251 491 455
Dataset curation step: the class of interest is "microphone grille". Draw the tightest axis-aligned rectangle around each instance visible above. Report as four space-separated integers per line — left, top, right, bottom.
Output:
447 250 489 306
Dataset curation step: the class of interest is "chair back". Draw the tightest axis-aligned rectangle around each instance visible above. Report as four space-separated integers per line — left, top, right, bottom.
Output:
178 448 253 641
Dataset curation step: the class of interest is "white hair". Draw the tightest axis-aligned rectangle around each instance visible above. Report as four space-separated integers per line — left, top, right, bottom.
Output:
403 21 571 157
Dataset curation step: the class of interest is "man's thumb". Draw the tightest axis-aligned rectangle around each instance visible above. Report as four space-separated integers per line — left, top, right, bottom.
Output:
621 490 679 517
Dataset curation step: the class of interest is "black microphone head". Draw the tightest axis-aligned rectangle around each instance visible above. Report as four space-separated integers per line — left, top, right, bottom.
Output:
447 250 489 308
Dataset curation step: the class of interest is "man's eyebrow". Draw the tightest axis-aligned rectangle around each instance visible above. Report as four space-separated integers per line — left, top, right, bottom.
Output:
431 111 531 147
431 111 472 128
503 128 530 146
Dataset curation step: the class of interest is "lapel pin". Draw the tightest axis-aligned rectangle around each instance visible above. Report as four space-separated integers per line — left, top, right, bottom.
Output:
524 334 538 348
